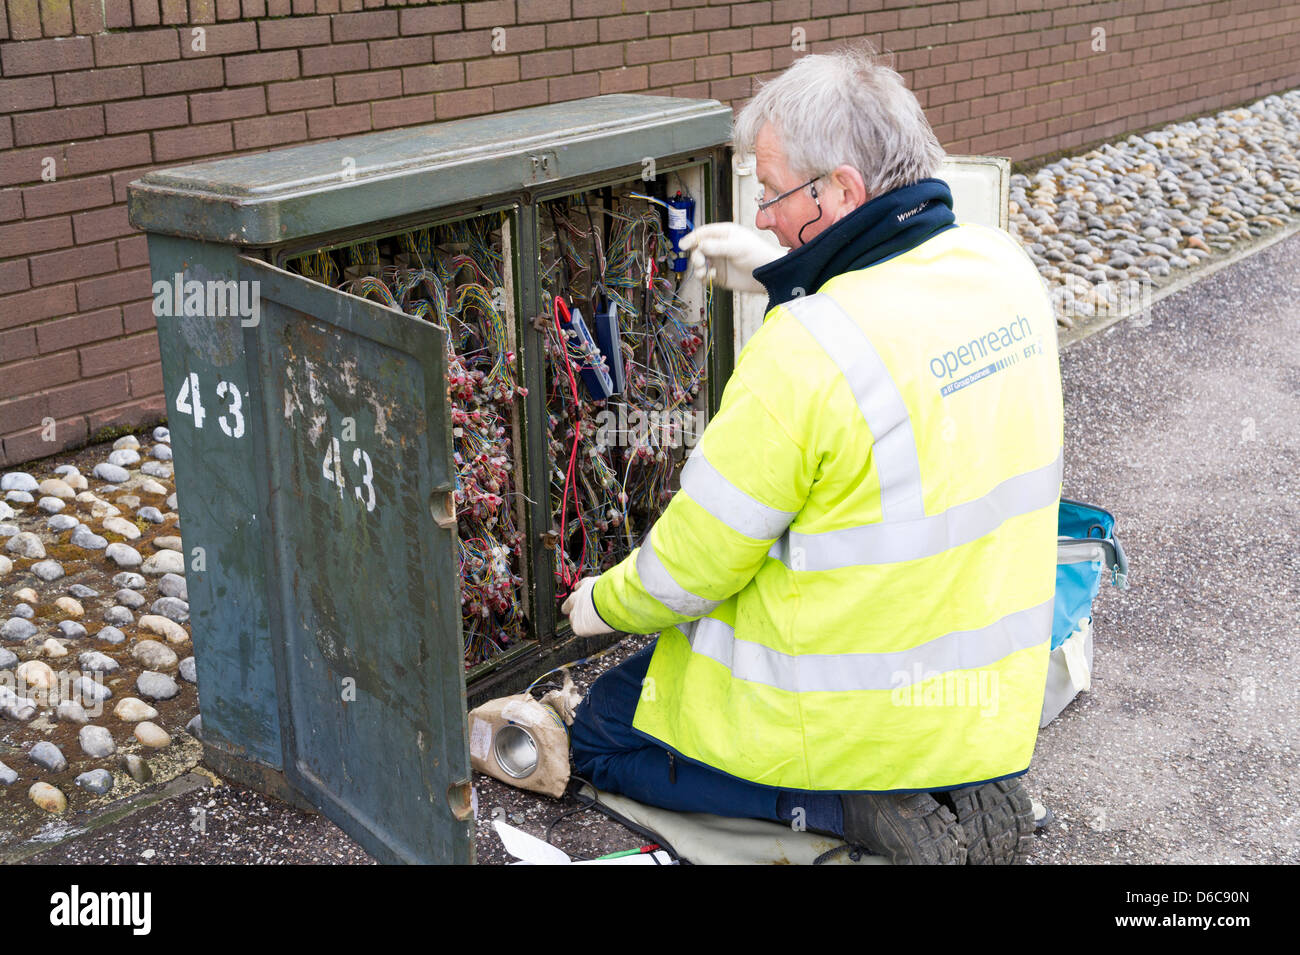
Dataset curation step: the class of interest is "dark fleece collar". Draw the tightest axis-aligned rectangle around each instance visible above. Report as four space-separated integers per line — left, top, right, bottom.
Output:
752 177 957 314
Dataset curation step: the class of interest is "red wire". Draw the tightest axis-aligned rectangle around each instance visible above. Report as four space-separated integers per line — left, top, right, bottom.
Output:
553 296 584 596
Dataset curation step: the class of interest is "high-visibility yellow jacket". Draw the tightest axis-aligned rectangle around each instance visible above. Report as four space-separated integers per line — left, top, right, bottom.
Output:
593 221 1064 792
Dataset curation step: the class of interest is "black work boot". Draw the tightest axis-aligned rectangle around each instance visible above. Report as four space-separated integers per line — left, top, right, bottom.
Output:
942 778 1036 865
840 791 967 865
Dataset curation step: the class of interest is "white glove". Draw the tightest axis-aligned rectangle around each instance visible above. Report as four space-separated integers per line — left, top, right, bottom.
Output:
678 223 783 294
560 576 614 637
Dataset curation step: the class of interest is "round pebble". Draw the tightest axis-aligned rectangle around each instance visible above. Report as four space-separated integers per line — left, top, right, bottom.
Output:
137 506 166 523
122 754 152 783
178 656 197 684
43 638 69 657
150 597 189 623
5 532 45 559
153 427 170 443
139 615 187 644
152 444 173 461
75 769 114 795
79 725 115 758
114 589 145 609
74 675 112 704
37 478 74 499
131 639 178 669
142 549 184 576
105 542 142 568
56 699 89 723
0 647 17 668
134 722 171 748
31 560 65 582
78 650 119 673
102 516 141 540
68 583 98 599
137 670 179 700
113 572 145 589
114 697 158 722
107 448 140 467
96 626 126 645
29 782 66 813
1 472 39 493
93 463 130 484
140 461 171 479
159 574 188 601
113 435 141 451
57 620 87 639
15 660 55 690
4 491 34 503
54 596 84 618
28 741 67 772
0 761 17 785
1 618 38 642
37 496 65 514
103 606 134 627
12 603 33 619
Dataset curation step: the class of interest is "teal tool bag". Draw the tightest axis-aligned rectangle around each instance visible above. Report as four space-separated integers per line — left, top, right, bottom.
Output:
1041 498 1129 727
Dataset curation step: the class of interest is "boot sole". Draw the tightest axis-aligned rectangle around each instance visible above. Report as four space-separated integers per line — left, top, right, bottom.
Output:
843 791 968 865
947 779 1036 865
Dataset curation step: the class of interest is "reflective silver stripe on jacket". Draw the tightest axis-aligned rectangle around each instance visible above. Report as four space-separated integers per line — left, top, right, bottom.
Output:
636 534 722 617
679 598 1053 693
769 449 1063 570
785 294 925 522
679 448 796 541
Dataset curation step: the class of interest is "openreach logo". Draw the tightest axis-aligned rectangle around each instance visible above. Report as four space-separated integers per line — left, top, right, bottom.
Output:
49 886 151 935
152 273 260 327
929 314 1042 397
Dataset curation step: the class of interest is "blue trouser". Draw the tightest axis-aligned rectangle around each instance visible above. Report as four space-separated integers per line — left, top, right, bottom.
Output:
570 640 843 834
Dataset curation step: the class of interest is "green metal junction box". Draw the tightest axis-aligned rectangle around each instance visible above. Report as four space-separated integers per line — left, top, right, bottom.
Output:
127 95 734 864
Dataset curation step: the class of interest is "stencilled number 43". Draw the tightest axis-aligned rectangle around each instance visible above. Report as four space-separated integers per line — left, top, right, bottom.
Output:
174 372 245 439
321 436 376 512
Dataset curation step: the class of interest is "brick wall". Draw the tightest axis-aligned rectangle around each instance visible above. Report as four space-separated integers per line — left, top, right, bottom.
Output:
2 0 1298 465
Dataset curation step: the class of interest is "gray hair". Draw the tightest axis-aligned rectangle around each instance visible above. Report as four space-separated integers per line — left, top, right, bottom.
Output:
733 44 945 199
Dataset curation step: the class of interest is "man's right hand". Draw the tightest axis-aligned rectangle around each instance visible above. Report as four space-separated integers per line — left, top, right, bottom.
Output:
679 223 784 295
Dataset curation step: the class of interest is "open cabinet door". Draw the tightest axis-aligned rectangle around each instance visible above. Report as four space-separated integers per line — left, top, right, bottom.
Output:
238 255 472 864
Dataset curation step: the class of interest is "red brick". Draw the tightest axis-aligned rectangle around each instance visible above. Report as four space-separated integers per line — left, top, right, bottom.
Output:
233 112 307 149
132 0 160 26
627 37 670 65
0 189 20 223
466 57 519 88
13 105 104 146
492 78 548 111
71 0 104 32
402 62 464 94
189 0 215 21
548 72 600 102
105 95 189 134
464 0 514 29
0 327 38 363
0 283 77 331
22 175 113 219
152 121 232 161
111 165 158 203
240 0 263 15
0 143 61 189
600 14 648 43
399 5 461 35
216 0 238 16
190 86 266 123
518 0 569 23
434 29 493 60
600 66 648 94
75 266 150 312
36 306 125 354
1 36 94 75
103 0 130 27
369 35 432 68
520 49 572 80
46 371 131 419
0 260 30 295
7 0 41 39
434 87 492 119
80 330 159 377
122 299 156 333
54 67 144 106
0 119 9 151
545 19 596 47
160 0 187 25
501 24 547 53
2 416 90 465
181 20 257 57
371 93 437 129
0 216 72 258
0 76 55 113
130 362 164 398
64 133 153 176
267 77 333 112
73 203 133 244
302 43 369 76
573 0 621 15
94 30 180 67
224 50 299 85
259 15 331 50
143 57 224 95
305 103 371 138
0 352 80 400
333 11 397 42
116 234 148 268
30 241 117 287
85 395 164 438
732 1 773 27
335 70 401 104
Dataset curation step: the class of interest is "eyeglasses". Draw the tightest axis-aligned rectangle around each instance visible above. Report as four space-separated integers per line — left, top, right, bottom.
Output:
756 175 826 213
